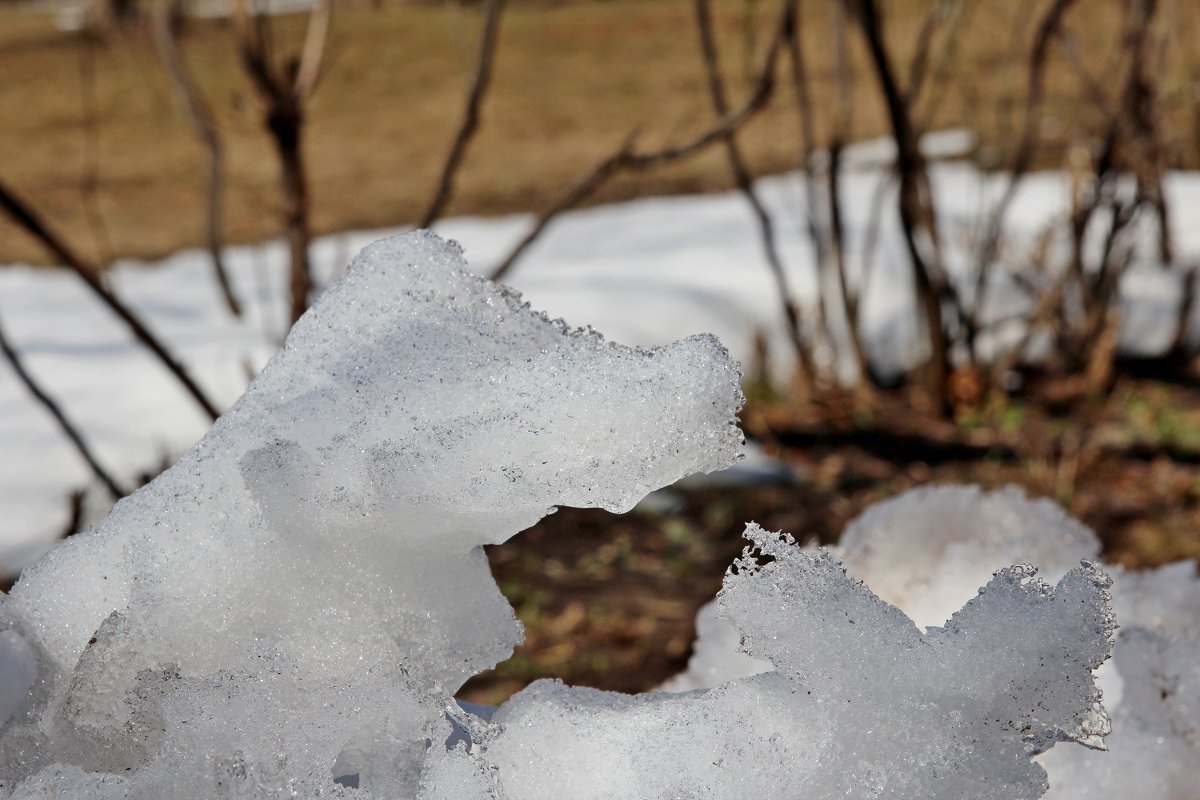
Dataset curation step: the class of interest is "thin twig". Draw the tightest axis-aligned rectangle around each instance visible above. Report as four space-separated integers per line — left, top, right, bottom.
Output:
489 12 789 283
295 0 332 101
784 0 832 368
693 0 814 383
420 0 505 229
782 0 825 272
1168 261 1198 358
1120 0 1171 265
0 177 221 421
830 0 855 144
0 307 128 500
153 0 242 317
847 0 953 413
968 0 1078 354
488 132 639 282
231 0 332 324
827 140 869 382
78 36 115 267
913 0 972 131
905 0 946 107
826 0 871 384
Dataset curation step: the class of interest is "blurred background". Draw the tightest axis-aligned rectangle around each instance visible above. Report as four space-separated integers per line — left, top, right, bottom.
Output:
1 0 1199 705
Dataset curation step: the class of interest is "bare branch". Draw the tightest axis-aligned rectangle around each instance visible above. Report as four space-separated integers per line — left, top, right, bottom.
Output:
0 308 128 500
968 0 1079 353
905 0 946 106
231 0 330 325
912 1 972 130
827 141 870 383
1168 261 1198 359
77 37 115 267
846 0 954 414
784 0 831 356
420 0 505 230
0 177 221 421
153 0 242 317
1120 0 1171 265
488 132 639 282
623 70 779 167
488 10 790 283
294 0 332 101
829 0 856 140
693 0 815 383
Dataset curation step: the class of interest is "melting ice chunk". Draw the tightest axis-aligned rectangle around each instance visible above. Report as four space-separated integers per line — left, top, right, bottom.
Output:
425 524 1114 800
0 232 743 798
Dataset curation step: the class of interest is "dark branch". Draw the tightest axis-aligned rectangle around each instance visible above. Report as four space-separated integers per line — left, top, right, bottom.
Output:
0 177 221 421
0 308 128 500
693 0 815 382
489 5 790 282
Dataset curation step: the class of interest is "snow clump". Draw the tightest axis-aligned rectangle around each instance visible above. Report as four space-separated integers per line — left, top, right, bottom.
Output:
671 485 1200 799
0 231 742 798
0 234 1117 798
426 524 1113 800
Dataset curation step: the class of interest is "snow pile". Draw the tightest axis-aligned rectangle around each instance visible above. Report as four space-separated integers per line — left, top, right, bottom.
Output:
0 235 1117 798
671 486 1200 799
838 485 1102 629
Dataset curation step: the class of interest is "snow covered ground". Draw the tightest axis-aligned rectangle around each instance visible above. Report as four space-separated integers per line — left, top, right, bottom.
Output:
2 139 1198 575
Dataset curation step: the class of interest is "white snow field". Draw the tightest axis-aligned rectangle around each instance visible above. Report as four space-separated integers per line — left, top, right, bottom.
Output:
0 234 1119 798
669 485 1200 800
2 141 1200 573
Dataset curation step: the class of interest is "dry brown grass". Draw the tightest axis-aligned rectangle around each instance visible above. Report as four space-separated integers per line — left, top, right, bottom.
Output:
1 0 1197 267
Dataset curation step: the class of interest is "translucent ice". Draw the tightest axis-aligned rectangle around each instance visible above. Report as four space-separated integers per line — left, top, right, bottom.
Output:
0 232 743 798
663 485 1102 692
837 487 1200 799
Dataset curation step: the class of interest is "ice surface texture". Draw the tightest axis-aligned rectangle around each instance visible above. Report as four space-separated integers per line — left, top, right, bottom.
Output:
433 524 1111 800
0 232 743 798
1041 561 1200 800
838 487 1200 800
671 486 1198 800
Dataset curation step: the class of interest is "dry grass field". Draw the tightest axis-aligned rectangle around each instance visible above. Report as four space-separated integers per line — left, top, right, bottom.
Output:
1 0 1197 267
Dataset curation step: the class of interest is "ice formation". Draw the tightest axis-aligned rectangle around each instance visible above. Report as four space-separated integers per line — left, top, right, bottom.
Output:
0 232 743 798
1040 560 1200 799
839 487 1200 800
0 235 1117 798
671 486 1200 799
425 524 1113 800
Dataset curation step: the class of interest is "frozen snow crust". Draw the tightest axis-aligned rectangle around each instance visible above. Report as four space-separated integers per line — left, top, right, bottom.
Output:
0 234 1120 798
